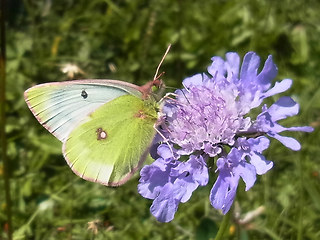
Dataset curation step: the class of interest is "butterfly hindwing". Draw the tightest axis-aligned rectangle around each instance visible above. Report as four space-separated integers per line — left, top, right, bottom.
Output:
24 80 143 142
62 94 158 186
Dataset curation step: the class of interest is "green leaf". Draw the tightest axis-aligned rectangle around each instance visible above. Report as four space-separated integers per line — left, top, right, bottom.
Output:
195 217 219 240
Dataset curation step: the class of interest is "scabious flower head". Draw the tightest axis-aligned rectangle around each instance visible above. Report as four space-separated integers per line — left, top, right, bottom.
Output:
163 72 251 156
139 52 313 222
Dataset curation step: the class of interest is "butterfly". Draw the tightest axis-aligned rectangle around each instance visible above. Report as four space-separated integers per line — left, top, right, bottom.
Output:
24 46 171 186
24 78 165 186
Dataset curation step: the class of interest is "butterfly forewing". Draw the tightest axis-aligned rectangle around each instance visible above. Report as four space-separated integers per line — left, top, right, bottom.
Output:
62 94 158 186
24 80 143 142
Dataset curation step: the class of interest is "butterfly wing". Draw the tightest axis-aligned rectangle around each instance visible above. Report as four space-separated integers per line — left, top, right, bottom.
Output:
24 80 143 142
62 94 158 186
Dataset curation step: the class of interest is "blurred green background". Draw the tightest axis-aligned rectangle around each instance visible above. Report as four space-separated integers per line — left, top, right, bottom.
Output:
1 0 320 239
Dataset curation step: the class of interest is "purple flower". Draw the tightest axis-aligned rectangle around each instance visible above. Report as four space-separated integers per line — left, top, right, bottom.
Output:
249 96 314 151
139 52 313 222
138 145 208 222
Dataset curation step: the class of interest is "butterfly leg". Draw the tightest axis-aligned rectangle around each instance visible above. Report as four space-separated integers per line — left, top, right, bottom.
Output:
152 124 175 157
158 92 178 106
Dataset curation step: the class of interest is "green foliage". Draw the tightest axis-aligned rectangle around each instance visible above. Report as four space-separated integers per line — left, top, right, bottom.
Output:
1 0 320 239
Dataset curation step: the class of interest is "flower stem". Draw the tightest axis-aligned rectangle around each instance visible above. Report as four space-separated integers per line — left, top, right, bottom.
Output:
0 0 13 239
297 153 303 240
214 210 231 240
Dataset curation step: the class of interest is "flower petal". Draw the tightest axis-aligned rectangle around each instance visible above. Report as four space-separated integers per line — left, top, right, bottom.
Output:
262 79 292 99
173 178 198 203
250 154 273 175
240 52 260 84
269 133 301 151
256 55 278 90
182 73 204 88
208 56 226 78
150 184 178 222
234 162 256 191
246 136 270 153
225 52 240 81
157 144 174 160
187 155 209 186
210 169 239 214
285 126 314 132
138 160 169 199
267 96 299 121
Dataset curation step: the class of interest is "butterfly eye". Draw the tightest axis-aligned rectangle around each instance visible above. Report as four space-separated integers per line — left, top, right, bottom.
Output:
81 90 88 99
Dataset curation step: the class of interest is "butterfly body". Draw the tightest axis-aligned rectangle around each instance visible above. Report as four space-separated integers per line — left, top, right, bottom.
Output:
24 79 162 186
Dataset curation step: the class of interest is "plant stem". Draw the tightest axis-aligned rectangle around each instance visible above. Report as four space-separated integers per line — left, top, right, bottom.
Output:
0 0 13 239
214 210 231 240
297 153 303 240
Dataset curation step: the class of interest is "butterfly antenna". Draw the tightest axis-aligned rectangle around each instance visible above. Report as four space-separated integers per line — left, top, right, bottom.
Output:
153 44 171 80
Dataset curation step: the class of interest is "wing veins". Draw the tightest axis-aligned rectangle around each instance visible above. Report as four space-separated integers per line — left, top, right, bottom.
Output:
41 101 94 126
